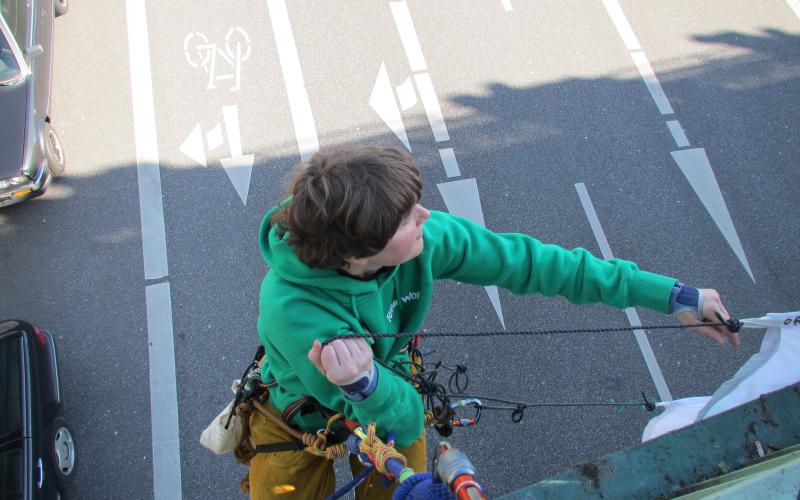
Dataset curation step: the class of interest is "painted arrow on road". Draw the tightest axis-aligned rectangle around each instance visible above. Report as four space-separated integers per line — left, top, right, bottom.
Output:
178 105 253 205
671 148 753 281
438 178 506 329
370 62 413 151
219 105 254 205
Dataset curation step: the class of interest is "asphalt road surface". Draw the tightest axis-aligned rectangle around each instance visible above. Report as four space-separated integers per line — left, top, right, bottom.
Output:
1 1 799 498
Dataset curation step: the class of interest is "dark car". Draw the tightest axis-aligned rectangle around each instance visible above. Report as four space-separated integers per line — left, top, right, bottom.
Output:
1 320 76 499
0 0 67 208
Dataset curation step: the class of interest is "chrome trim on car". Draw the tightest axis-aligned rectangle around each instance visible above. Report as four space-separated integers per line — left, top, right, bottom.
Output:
37 458 43 488
0 159 49 207
43 330 62 405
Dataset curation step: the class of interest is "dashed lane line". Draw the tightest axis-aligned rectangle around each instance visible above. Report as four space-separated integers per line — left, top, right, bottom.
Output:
575 183 673 403
389 0 505 327
666 120 690 148
125 1 182 499
629 51 674 115
599 0 754 281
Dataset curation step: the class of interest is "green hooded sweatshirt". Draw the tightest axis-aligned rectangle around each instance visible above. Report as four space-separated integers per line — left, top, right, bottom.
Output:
257 207 676 446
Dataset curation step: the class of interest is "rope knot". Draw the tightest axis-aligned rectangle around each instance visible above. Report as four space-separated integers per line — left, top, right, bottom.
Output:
358 423 406 476
511 404 527 423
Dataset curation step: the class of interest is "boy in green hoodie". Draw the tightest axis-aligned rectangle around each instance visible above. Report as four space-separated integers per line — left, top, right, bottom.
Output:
249 145 737 499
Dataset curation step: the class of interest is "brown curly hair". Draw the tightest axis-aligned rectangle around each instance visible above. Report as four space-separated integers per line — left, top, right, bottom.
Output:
271 146 422 269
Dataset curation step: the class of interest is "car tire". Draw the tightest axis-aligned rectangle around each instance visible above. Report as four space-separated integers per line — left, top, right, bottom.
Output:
55 0 68 17
50 417 77 487
44 123 66 176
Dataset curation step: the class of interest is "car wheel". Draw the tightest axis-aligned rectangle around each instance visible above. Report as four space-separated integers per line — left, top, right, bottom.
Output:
55 0 68 17
50 417 77 487
44 123 66 176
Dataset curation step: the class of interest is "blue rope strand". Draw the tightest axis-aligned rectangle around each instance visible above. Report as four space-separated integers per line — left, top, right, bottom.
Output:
326 465 374 500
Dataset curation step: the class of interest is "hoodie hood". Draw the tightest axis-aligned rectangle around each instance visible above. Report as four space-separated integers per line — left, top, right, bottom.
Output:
259 204 399 301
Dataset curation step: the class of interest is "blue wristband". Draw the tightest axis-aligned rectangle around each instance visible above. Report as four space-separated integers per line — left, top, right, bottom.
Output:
668 282 702 318
339 363 379 402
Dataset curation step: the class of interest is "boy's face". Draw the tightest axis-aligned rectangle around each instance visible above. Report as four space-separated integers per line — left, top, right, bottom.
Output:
367 203 431 267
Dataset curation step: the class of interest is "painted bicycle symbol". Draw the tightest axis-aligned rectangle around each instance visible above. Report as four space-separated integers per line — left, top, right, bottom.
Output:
183 27 251 92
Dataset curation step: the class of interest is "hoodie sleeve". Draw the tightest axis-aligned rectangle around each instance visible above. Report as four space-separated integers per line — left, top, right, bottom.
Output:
427 212 676 312
259 296 425 447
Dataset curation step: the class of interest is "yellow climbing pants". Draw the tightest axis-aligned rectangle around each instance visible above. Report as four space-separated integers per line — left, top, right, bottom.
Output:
247 401 427 500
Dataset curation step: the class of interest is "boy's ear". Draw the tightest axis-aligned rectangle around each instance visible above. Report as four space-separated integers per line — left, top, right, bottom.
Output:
344 255 369 267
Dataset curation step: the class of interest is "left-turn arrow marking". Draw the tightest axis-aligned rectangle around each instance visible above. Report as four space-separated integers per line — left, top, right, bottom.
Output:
179 124 207 167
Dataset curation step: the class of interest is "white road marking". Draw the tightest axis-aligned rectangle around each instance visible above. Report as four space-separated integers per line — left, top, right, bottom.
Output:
206 123 224 151
414 73 450 142
670 149 754 281
666 120 690 148
575 183 672 402
220 105 255 205
601 0 753 281
385 1 503 326
145 283 183 500
501 0 513 11
601 0 641 50
125 2 182 498
183 28 251 92
180 124 207 167
126 0 168 281
787 0 800 19
438 179 506 329
396 76 417 111
630 51 674 115
439 148 461 178
389 1 428 72
266 0 319 160
370 62 412 150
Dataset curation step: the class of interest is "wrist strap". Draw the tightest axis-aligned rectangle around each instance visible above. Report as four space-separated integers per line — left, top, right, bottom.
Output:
669 282 703 319
339 363 378 402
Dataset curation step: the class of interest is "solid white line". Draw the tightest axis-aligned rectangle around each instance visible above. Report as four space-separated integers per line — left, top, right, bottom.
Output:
390 0 428 72
601 0 641 51
146 283 183 499
630 51 674 115
126 0 168 281
666 120 690 148
438 148 461 177
267 0 319 161
623 308 672 402
787 0 800 19
414 73 450 142
501 0 513 11
125 3 182 498
575 183 672 402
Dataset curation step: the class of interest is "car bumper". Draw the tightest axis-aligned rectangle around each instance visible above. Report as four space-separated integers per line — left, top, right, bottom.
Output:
0 162 52 207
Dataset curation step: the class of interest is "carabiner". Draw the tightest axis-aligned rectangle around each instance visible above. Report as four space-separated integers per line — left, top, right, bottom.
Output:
449 398 482 427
